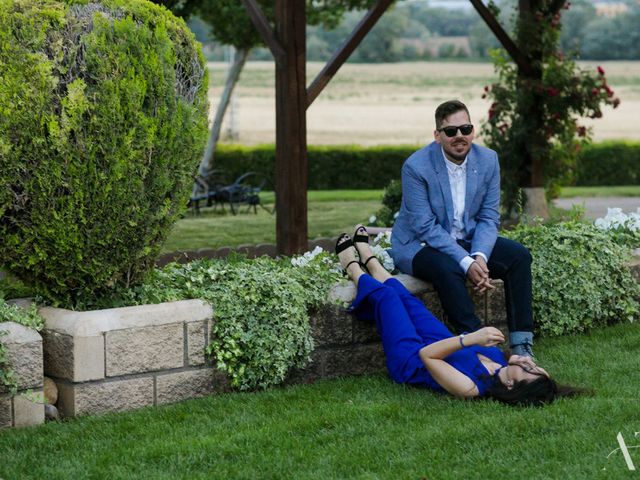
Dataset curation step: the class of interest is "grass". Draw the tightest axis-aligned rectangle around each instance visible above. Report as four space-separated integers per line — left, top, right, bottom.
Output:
559 185 640 198
164 187 639 252
163 197 381 252
1 322 639 479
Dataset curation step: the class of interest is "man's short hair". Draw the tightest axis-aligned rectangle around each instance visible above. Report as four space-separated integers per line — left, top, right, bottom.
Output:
435 100 471 129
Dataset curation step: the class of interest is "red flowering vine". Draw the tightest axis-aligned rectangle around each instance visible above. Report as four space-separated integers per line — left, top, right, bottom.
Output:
480 2 620 213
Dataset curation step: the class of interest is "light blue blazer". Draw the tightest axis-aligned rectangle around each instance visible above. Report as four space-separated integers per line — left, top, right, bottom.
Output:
389 141 500 275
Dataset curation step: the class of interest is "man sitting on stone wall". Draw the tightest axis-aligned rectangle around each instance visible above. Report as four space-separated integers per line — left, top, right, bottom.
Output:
389 100 535 357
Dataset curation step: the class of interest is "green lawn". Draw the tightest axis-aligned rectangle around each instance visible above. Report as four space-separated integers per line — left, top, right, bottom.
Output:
164 187 639 252
163 195 382 252
1 322 639 479
559 185 640 198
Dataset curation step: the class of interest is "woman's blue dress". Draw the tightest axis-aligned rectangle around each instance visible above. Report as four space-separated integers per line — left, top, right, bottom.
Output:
349 275 507 396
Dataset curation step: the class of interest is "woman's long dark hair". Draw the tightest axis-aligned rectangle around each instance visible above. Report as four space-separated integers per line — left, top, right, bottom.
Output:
487 372 588 407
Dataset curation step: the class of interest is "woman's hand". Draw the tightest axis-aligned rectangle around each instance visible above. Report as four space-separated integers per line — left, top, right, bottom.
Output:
466 327 505 347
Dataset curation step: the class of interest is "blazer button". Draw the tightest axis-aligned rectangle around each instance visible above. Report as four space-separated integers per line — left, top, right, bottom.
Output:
420 242 426 247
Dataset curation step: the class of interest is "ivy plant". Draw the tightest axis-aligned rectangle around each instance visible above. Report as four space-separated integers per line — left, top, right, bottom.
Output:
0 300 44 395
77 253 341 391
505 221 639 336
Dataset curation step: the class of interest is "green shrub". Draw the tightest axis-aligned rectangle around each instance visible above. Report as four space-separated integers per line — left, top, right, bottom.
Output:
213 144 415 190
504 221 639 336
212 140 639 195
372 179 402 227
575 140 640 186
0 0 209 304
74 253 341 390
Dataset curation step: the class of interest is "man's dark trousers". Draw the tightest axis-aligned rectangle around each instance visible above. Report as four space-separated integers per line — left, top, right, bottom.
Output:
412 237 533 335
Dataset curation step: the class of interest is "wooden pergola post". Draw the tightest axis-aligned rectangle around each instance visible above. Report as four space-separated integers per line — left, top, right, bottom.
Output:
242 0 393 255
274 0 308 255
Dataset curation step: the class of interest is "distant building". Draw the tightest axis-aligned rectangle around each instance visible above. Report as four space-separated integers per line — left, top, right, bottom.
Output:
593 0 631 17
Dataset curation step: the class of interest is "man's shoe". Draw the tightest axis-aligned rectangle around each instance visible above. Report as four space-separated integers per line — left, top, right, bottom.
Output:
509 331 534 358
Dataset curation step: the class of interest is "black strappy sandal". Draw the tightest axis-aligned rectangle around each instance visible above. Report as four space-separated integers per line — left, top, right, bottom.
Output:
353 224 377 272
335 233 360 273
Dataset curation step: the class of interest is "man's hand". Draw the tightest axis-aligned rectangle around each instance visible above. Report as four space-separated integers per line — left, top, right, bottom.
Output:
467 327 505 347
466 260 494 294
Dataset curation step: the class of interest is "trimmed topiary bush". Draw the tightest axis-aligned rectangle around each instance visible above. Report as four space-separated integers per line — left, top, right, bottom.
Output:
0 0 209 304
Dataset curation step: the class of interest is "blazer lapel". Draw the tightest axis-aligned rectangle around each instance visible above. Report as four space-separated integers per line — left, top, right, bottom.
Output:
464 150 478 224
433 147 455 229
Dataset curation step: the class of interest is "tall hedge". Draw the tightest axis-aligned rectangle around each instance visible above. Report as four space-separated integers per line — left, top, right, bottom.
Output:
212 141 639 191
574 140 640 186
213 144 415 190
0 0 209 304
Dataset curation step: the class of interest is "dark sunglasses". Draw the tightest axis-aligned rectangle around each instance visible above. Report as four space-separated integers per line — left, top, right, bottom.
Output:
438 124 474 137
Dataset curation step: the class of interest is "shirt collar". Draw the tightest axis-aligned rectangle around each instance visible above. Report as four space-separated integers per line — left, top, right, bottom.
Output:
442 147 467 172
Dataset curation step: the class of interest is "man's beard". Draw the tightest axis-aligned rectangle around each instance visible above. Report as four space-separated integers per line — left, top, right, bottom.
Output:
444 142 469 162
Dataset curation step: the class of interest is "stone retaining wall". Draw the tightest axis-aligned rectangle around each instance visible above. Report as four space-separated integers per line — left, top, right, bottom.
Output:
288 274 507 383
0 322 44 429
35 273 505 418
9 251 640 420
39 299 230 417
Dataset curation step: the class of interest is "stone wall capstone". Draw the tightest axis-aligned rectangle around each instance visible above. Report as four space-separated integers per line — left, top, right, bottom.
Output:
0 322 44 428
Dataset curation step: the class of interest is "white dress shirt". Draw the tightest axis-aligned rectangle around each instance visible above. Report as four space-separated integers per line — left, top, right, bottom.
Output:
442 148 488 273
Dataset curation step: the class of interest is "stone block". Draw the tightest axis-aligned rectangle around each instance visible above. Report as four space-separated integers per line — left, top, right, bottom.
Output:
0 322 43 391
471 288 488 324
187 320 209 366
351 316 379 344
0 394 12 428
311 305 353 347
42 330 104 382
106 323 183 377
156 368 226 405
286 350 325 385
324 343 386 378
13 391 45 428
40 299 213 382
57 377 154 417
485 280 508 332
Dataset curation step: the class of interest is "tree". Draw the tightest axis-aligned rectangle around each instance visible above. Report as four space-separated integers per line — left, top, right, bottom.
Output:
481 1 620 215
559 0 595 55
156 0 377 191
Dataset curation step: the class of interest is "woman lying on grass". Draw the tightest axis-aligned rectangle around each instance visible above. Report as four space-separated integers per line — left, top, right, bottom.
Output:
338 225 584 406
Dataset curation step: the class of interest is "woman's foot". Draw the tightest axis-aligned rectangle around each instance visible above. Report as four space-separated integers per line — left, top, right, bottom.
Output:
353 224 376 271
335 234 365 281
353 224 391 282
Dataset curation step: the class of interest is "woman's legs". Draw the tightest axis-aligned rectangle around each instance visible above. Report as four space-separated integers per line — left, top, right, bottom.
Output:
338 234 425 383
353 228 452 344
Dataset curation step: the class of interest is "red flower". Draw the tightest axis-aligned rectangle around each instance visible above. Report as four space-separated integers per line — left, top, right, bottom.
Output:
597 66 605 75
484 85 490 92
577 126 587 137
547 87 560 97
591 87 599 97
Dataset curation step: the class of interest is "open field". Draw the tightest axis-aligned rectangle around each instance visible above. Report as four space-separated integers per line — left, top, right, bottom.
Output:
207 61 640 146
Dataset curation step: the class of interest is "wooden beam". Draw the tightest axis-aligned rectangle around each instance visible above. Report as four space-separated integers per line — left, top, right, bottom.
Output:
241 0 286 65
468 0 534 76
274 0 308 255
307 0 394 108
